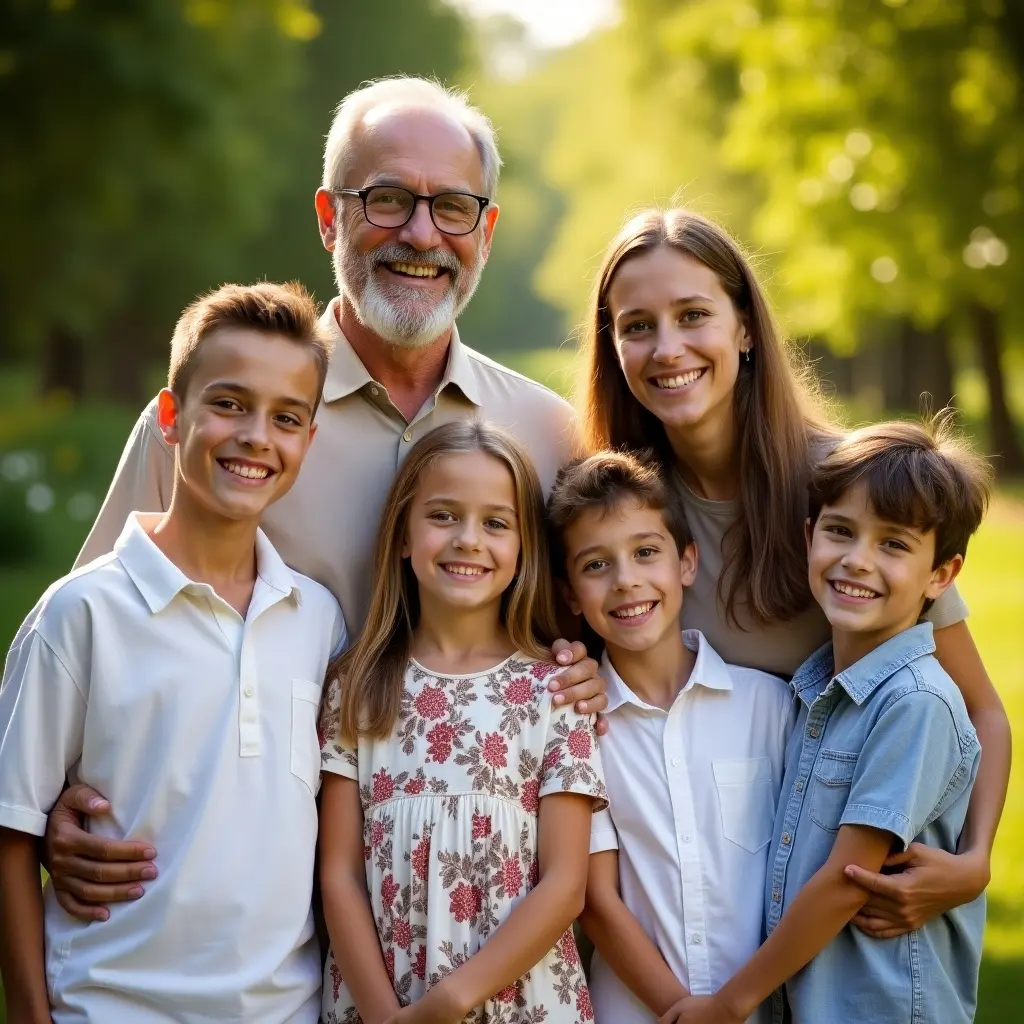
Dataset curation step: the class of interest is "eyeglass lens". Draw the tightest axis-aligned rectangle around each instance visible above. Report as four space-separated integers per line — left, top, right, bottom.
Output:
364 186 481 234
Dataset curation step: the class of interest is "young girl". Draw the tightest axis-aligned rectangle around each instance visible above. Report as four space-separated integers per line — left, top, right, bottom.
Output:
318 420 607 1024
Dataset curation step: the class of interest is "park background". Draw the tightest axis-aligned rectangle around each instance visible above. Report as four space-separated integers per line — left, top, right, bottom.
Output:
0 0 1021 1018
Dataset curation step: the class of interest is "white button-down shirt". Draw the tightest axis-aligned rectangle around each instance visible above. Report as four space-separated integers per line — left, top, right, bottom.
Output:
589 631 796 1024
0 514 345 1024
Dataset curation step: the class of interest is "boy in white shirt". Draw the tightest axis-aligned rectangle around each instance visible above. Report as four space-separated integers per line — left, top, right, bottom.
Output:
0 282 346 1024
547 451 795 1024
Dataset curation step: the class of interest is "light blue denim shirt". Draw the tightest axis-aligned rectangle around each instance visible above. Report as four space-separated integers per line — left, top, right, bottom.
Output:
765 621 984 1024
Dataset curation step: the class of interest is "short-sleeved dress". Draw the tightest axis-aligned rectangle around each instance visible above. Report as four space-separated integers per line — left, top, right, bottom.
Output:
319 653 607 1024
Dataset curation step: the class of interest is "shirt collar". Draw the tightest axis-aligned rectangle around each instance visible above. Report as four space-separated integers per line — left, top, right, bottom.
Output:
114 513 301 615
600 629 734 714
320 297 481 407
790 621 936 708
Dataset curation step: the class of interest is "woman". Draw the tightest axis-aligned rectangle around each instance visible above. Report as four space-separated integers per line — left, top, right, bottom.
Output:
581 207 1008 937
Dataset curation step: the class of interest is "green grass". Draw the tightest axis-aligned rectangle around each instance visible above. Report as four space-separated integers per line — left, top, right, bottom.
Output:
0 359 1022 1020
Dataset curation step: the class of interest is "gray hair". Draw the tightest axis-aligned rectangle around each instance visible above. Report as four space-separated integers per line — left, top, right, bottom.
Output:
322 76 502 199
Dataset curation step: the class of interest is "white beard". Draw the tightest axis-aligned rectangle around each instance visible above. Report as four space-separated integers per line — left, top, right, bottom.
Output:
333 237 485 349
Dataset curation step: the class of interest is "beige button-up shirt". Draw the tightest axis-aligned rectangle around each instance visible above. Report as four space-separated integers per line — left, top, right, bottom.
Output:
76 300 579 631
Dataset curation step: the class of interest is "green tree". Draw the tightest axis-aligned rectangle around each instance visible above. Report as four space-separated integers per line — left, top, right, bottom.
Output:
0 0 321 403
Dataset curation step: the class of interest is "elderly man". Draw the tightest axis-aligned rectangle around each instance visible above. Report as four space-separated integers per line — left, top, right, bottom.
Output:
43 76 606 919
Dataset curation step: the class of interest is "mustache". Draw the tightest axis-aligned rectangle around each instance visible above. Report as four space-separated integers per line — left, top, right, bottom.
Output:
368 242 461 279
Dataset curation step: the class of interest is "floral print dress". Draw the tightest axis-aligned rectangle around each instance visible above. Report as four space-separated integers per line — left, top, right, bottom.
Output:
319 653 607 1024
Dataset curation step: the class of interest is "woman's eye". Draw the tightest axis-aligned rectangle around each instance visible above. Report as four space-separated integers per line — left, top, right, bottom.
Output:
430 511 455 523
681 309 707 323
621 320 653 335
484 518 508 531
582 559 608 573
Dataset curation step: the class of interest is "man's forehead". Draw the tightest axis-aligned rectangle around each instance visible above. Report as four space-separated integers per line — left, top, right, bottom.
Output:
350 104 484 191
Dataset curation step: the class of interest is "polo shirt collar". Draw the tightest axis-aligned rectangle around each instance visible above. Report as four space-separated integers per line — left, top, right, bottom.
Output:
791 620 936 708
114 513 301 614
601 629 733 714
319 297 482 407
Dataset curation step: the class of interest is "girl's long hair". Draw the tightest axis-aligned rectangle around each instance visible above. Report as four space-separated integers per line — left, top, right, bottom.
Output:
331 420 559 741
582 208 835 627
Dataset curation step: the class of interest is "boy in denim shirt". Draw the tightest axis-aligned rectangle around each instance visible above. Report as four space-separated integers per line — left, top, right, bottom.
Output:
662 418 992 1024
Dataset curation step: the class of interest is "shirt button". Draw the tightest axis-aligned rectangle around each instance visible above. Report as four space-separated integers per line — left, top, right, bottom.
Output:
370 385 379 396
244 686 254 698
808 726 820 738
403 430 412 442
682 834 692 844
782 832 792 846
795 779 804 792
670 757 680 767
692 933 703 944
772 889 781 903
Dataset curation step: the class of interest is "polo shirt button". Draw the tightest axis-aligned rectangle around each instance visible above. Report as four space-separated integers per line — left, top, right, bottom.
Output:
772 888 781 902
795 779 804 792
682 834 692 843
671 757 680 767
808 726 820 738
370 385 379 396
244 686 254 698
692 933 702 944
403 430 412 442
781 832 791 845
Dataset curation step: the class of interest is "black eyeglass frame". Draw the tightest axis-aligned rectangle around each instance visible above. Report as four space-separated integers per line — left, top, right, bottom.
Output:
331 185 491 235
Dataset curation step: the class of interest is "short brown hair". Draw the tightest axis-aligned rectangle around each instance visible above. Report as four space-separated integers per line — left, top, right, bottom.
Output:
809 415 993 570
168 281 332 408
547 450 694 576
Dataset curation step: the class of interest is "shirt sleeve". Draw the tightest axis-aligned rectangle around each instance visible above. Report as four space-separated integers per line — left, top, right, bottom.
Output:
318 672 359 781
589 807 620 855
539 701 608 811
924 581 968 630
0 629 87 836
840 689 979 850
74 399 174 567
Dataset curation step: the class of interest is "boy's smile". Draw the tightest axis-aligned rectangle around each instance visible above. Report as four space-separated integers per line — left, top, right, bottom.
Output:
563 501 696 656
158 327 320 523
807 481 961 672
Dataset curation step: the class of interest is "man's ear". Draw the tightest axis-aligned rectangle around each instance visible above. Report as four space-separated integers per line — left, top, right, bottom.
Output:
314 188 338 252
480 203 500 260
925 553 964 602
679 541 699 588
557 577 582 617
156 388 181 446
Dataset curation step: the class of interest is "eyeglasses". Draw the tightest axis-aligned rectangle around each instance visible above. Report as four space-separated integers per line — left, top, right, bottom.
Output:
332 185 490 236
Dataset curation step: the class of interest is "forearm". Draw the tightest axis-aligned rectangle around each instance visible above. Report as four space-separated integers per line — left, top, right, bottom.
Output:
0 829 52 1024
717 863 870 1019
435 876 585 1018
959 707 1011 864
934 621 1010 865
322 872 401 1023
579 897 686 1014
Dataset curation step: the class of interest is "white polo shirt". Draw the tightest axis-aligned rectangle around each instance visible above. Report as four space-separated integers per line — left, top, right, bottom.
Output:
0 514 345 1024
589 630 796 1024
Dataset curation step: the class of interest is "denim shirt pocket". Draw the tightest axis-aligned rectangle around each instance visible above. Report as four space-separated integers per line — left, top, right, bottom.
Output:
809 749 858 833
713 756 775 854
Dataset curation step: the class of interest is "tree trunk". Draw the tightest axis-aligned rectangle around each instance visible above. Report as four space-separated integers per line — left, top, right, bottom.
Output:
102 307 155 406
970 303 1024 475
40 325 86 399
884 320 956 414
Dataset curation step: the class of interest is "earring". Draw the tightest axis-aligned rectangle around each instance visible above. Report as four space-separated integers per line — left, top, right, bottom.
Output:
742 348 751 363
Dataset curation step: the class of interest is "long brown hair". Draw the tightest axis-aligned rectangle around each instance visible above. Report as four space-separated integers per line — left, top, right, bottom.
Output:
331 420 558 741
582 208 834 627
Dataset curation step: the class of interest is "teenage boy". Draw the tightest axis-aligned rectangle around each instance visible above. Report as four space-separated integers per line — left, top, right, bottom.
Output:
659 419 992 1024
0 282 345 1024
547 451 795 1024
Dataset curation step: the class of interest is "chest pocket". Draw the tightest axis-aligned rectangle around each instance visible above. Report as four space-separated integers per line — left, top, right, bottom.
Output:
809 749 858 832
291 678 324 796
713 757 775 854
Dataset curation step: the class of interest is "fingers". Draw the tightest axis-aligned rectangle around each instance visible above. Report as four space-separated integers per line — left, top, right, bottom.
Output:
51 826 156 865
58 783 111 816
56 854 157 886
549 639 587 672
594 713 610 737
549 658 603 712
843 863 903 897
882 847 915 869
53 873 146 906
851 912 912 939
53 888 111 923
